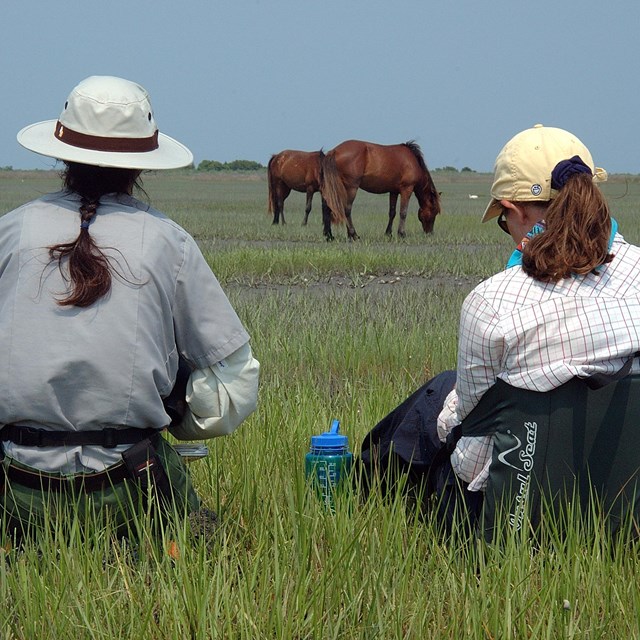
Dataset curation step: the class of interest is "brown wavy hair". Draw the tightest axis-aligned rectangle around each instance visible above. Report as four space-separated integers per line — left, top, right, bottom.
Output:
521 173 613 282
48 162 143 307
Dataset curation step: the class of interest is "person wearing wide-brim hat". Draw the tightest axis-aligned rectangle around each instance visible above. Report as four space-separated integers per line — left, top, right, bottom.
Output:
437 124 640 492
0 76 259 541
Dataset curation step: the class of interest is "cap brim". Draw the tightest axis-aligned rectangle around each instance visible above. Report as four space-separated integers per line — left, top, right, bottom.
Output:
17 120 193 170
482 198 502 223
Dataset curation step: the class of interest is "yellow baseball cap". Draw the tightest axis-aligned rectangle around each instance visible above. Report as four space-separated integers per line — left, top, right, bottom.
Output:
482 124 608 222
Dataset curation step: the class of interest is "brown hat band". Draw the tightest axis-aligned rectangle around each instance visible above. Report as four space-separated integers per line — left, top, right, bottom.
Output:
54 121 159 153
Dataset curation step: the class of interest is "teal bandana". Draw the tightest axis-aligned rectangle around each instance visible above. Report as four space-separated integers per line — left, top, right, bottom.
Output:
506 217 618 270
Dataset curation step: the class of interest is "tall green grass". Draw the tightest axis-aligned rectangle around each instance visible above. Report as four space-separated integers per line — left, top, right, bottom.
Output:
2 170 640 638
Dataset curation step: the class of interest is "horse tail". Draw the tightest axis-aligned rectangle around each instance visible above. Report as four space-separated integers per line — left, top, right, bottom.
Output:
404 141 441 214
267 154 277 215
313 149 325 189
320 153 347 223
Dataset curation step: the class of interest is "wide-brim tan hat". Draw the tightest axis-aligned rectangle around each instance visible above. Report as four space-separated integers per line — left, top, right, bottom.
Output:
17 76 193 170
482 124 607 222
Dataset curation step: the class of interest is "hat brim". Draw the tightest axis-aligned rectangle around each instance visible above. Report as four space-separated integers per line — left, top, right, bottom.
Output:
482 198 502 223
17 120 193 170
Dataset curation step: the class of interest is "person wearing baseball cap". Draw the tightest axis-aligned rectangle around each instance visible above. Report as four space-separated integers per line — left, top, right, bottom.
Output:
0 76 259 543
437 124 640 501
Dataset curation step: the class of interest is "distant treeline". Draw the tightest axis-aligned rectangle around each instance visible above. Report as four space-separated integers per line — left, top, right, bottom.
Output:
197 159 265 172
195 160 476 173
434 166 476 173
0 163 475 174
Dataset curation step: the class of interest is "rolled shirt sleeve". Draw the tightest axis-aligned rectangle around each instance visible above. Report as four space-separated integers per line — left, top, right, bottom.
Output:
170 343 260 440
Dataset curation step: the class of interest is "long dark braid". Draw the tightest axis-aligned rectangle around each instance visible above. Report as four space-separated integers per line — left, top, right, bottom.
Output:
48 163 143 307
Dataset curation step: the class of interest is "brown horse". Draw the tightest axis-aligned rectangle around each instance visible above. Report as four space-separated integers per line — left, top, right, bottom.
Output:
320 140 441 240
267 149 324 225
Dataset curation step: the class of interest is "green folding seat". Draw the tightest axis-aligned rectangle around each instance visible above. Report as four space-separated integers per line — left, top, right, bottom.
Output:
461 375 640 541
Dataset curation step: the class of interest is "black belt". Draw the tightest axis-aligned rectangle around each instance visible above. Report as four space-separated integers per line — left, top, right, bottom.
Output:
0 425 160 449
3 460 131 494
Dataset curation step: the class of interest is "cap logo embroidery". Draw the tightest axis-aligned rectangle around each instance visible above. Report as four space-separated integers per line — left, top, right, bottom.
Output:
531 184 542 196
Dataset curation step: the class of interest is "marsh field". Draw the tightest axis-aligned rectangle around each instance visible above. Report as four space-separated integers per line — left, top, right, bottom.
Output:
2 169 640 639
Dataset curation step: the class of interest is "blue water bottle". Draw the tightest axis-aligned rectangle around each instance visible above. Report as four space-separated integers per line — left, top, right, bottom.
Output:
305 419 353 510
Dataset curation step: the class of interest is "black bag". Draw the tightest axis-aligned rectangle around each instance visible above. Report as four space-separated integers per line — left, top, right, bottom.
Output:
357 371 470 515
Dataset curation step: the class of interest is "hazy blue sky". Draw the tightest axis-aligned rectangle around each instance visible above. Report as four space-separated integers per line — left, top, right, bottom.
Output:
2 1 639 173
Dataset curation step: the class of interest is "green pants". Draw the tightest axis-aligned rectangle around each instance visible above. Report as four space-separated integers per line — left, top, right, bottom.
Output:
1 436 200 540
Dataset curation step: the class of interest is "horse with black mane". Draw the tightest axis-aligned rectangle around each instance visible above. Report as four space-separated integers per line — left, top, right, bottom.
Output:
267 149 324 225
320 140 441 240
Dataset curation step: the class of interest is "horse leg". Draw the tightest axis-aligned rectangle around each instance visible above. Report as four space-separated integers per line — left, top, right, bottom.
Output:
272 185 291 225
385 193 398 236
345 208 359 240
303 190 314 226
279 190 288 225
321 198 334 241
273 198 285 225
345 189 359 240
397 190 412 238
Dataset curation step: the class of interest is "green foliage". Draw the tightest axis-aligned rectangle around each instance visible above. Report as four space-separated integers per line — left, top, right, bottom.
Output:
196 159 225 171
433 166 477 173
197 159 265 172
225 159 264 171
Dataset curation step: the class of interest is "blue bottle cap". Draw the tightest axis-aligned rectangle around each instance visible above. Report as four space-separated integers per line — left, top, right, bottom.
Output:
310 419 348 452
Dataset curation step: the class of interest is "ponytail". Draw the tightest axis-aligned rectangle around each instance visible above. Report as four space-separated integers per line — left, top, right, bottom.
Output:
521 172 612 282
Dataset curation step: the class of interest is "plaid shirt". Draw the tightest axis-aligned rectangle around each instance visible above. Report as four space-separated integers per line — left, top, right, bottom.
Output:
441 233 640 490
